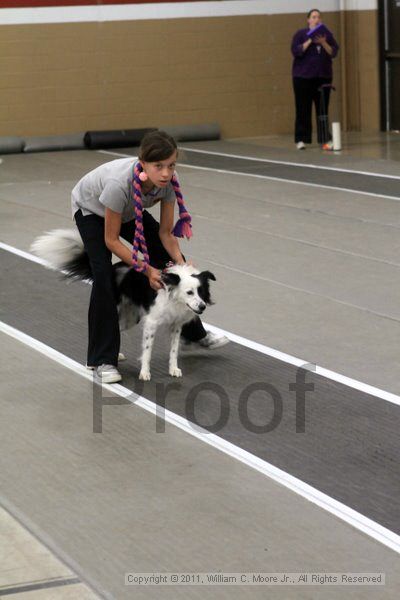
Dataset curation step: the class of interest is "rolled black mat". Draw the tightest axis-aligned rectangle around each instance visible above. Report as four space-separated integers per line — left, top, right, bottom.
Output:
83 128 157 149
161 123 221 142
0 136 24 154
23 133 85 153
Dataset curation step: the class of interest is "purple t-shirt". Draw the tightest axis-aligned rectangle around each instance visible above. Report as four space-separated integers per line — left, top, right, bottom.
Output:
291 27 339 79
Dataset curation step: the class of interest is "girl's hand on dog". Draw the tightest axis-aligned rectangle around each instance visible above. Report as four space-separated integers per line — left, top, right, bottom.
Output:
146 265 163 290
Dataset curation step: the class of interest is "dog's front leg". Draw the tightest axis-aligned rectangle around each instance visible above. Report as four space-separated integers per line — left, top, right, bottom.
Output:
169 324 182 377
139 319 157 381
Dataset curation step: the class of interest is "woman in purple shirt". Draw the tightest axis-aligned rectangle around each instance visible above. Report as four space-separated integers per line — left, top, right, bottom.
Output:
291 8 339 149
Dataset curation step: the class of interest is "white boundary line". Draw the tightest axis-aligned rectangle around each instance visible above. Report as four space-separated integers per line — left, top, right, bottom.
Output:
181 146 400 181
178 163 400 202
1 239 400 407
97 150 400 202
1 319 399 555
203 324 400 406
0 242 49 267
97 147 400 180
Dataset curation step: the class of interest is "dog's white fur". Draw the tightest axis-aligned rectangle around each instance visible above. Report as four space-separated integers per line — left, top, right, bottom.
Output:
135 264 209 380
31 230 215 380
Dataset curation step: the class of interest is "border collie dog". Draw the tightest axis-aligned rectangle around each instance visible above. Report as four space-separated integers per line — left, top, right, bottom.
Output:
31 229 216 380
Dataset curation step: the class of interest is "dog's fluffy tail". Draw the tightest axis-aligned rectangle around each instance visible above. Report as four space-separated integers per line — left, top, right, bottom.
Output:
30 229 92 281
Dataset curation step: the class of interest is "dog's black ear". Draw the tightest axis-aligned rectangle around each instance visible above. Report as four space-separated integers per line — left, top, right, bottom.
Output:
193 271 215 305
161 272 181 287
202 270 216 281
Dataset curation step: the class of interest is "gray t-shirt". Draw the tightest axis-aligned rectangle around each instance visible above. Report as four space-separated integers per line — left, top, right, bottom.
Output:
71 157 176 222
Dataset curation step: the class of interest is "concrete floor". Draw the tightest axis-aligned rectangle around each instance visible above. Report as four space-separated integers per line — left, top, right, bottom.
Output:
1 333 399 599
1 131 399 598
214 130 400 173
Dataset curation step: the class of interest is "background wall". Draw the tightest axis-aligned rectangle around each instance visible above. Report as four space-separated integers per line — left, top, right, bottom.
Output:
0 1 380 138
341 9 380 132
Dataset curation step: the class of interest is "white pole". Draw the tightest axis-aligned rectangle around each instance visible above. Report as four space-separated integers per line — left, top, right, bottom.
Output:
332 122 342 151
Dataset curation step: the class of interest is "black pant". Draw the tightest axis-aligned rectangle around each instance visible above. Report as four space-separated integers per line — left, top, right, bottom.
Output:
293 77 332 144
74 209 207 367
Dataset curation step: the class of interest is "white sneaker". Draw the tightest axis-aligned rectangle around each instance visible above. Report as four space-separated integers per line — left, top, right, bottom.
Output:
86 352 126 370
296 141 306 150
94 364 122 383
197 331 230 349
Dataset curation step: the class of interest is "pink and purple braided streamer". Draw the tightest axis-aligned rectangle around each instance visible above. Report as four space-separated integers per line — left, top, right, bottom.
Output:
131 163 193 272
131 163 150 272
171 173 193 240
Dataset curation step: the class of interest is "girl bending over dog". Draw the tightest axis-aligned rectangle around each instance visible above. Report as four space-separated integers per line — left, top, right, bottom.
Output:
70 130 229 382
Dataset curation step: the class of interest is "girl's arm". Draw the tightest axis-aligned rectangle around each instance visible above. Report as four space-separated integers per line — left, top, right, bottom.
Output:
158 200 185 265
104 207 162 289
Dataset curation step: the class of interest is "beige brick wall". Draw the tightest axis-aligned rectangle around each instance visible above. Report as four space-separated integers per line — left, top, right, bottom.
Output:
341 10 380 132
0 11 379 138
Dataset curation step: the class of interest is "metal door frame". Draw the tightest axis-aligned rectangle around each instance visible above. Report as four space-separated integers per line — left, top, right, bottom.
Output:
378 0 400 130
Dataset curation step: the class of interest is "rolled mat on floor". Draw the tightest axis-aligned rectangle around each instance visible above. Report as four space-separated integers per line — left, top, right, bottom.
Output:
0 137 25 154
83 128 157 150
23 133 85 153
160 123 221 142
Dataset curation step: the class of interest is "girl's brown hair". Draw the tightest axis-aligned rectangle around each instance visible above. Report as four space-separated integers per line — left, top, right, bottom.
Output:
139 130 178 162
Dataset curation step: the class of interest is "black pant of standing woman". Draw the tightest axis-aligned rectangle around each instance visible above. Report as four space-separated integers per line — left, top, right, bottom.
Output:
293 76 332 144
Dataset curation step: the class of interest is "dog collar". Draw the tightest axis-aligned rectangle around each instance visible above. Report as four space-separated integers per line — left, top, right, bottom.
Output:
162 261 175 273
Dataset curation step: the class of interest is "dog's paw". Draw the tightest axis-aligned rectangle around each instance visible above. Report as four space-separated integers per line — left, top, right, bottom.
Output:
169 367 182 378
139 370 151 381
